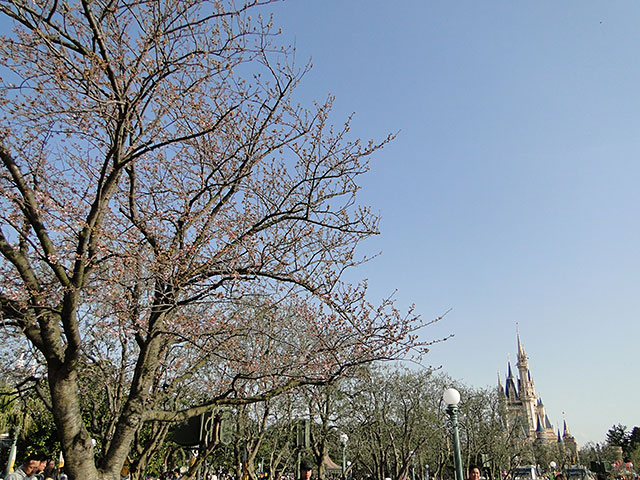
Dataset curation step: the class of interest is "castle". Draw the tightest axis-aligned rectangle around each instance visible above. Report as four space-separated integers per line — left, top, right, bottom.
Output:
498 333 578 457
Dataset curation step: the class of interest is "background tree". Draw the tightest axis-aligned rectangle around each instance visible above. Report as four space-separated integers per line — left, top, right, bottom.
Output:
606 425 630 453
305 383 342 480
471 392 528 480
0 382 20 444
626 427 640 464
605 425 640 463
342 366 450 480
229 396 283 480
0 2 435 480
256 393 299 480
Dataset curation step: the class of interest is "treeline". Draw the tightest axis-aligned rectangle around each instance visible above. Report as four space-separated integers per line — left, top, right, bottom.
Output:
1 365 590 480
579 425 640 475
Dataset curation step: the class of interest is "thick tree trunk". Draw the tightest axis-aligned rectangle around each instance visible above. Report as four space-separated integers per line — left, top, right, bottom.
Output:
46 315 164 480
48 364 103 480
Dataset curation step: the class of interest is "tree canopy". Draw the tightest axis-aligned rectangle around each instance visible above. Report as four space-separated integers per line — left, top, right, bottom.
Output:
0 2 439 480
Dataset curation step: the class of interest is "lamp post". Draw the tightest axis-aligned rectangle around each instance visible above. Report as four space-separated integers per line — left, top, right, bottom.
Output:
340 433 349 480
443 388 464 480
4 425 20 478
410 451 415 480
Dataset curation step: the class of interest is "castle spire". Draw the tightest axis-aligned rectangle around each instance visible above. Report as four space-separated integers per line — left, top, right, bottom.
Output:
545 414 553 429
505 361 519 399
516 331 534 400
536 416 544 432
517 327 525 358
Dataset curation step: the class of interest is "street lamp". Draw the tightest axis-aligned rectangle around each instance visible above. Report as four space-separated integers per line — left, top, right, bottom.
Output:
443 388 464 480
410 451 415 480
4 425 20 478
340 433 349 480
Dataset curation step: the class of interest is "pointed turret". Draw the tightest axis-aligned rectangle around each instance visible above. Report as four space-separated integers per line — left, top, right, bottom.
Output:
515 332 535 401
536 416 544 433
557 430 563 443
535 416 547 442
561 420 579 463
517 329 526 359
505 361 519 399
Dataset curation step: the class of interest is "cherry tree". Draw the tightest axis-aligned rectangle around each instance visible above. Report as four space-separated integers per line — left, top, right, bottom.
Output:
0 1 434 480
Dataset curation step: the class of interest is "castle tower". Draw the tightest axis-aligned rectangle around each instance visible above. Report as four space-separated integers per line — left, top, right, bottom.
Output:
516 332 538 436
563 420 579 464
501 332 559 442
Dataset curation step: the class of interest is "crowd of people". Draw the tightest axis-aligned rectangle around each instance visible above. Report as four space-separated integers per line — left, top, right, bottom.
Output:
4 455 609 480
4 454 66 480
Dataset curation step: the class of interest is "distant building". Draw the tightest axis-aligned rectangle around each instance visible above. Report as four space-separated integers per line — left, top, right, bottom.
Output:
498 333 578 459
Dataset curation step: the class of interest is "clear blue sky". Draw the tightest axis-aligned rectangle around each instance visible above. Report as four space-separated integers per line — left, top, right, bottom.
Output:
269 1 640 445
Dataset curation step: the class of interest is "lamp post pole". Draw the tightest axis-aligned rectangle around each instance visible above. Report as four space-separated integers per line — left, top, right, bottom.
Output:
4 425 20 478
443 388 464 480
340 433 349 480
410 451 415 480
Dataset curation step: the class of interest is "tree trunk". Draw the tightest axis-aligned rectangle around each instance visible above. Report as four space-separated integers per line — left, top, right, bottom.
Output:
48 364 102 480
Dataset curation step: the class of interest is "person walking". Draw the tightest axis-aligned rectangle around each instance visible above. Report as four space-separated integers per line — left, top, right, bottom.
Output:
468 467 481 480
299 460 313 480
6 454 41 480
